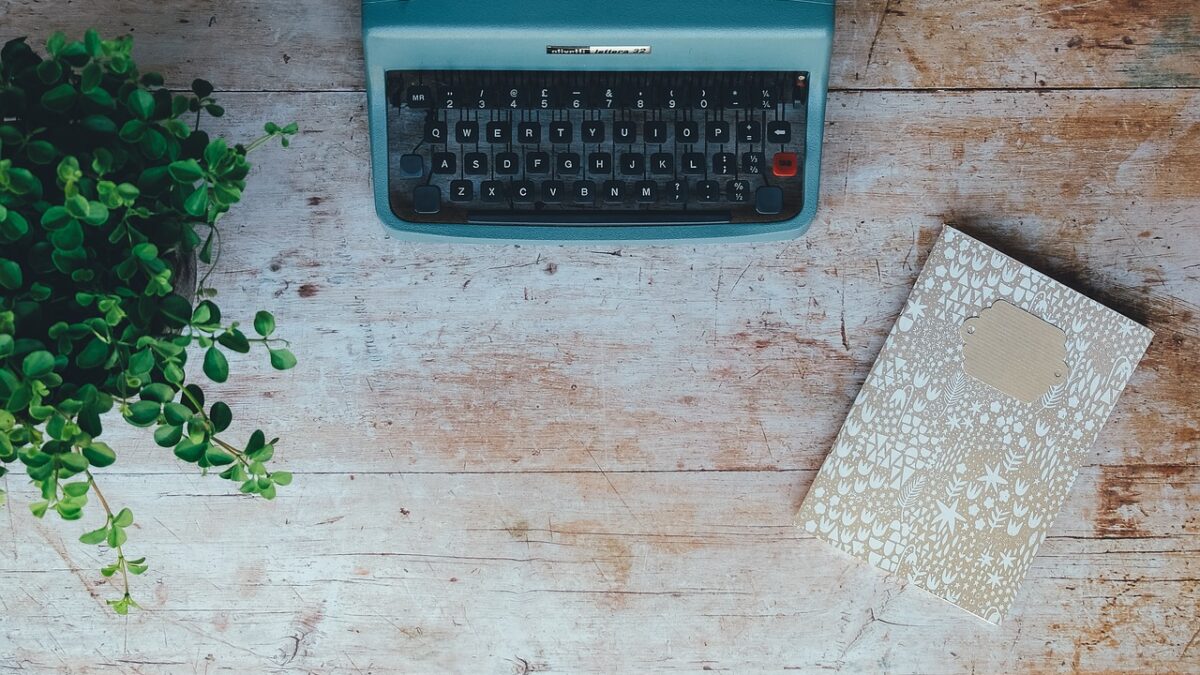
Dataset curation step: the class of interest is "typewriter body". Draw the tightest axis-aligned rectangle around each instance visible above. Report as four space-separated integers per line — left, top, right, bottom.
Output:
363 0 835 242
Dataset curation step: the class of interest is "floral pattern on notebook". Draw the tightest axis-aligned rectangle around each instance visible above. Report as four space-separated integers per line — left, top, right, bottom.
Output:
796 226 1153 624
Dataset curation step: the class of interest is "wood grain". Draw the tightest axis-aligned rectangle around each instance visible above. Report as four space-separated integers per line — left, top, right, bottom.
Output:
2 473 1197 673
0 0 1198 672
1 0 1197 91
0 87 1196 672
22 90 1190 476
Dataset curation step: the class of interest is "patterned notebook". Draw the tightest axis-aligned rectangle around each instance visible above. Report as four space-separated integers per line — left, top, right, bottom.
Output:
796 226 1153 624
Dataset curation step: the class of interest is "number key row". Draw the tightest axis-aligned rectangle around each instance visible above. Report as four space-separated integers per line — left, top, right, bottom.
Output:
402 77 804 111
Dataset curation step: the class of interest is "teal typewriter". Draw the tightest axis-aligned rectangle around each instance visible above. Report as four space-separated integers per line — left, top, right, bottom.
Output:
363 0 835 242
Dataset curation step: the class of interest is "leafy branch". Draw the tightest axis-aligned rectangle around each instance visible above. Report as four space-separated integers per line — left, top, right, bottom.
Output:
80 471 143 615
0 30 298 611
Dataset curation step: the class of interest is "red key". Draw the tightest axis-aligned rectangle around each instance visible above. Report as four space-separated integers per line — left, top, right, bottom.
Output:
772 152 799 178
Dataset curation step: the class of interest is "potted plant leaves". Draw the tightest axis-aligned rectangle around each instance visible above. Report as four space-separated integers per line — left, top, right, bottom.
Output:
0 30 298 613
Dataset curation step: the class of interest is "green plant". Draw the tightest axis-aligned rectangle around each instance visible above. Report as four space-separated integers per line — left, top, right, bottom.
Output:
0 30 298 613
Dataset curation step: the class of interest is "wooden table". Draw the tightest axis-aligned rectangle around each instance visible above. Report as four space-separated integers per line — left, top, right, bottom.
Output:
2 1 1198 672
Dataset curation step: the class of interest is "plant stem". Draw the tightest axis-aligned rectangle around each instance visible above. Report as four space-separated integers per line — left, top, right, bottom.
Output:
84 470 131 600
211 435 251 463
176 386 254 471
241 131 283 155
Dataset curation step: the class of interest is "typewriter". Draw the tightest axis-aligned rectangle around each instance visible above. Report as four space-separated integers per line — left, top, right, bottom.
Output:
363 0 834 242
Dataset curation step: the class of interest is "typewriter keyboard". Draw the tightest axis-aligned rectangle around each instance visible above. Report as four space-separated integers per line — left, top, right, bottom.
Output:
385 71 810 226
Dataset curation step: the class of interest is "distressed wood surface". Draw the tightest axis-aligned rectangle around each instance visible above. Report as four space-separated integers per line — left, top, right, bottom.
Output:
2 0 1198 91
1 1 1199 674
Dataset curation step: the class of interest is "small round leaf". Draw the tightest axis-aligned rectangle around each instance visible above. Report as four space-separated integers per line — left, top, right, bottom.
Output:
191 78 214 98
126 89 155 121
210 401 232 432
203 347 229 383
125 400 161 427
253 311 276 337
0 258 22 290
22 351 56 378
269 348 297 371
40 83 77 113
82 442 116 468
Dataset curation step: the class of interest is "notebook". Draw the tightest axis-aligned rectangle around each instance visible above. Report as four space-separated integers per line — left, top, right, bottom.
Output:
796 226 1154 624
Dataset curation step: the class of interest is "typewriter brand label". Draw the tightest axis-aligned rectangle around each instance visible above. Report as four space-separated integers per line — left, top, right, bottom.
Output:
547 45 651 55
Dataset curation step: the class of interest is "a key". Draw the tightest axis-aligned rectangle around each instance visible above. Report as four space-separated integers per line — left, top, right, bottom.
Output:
589 152 612 175
582 121 606 143
707 122 730 144
756 186 784 215
536 87 556 110
693 87 714 110
566 89 587 110
634 180 658 203
650 153 674 175
481 180 506 201
413 185 441 214
682 153 705 175
550 122 573 143
398 154 424 178
456 122 479 143
487 121 511 144
496 152 520 174
526 152 550 174
518 122 541 144
449 180 474 202
542 180 565 203
660 85 684 110
712 152 736 175
504 86 527 109
464 152 488 175
723 85 746 109
424 121 447 143
676 122 699 144
620 153 645 176
772 152 799 177
615 121 637 144
645 122 668 144
742 152 766 174
737 121 762 144
756 84 777 110
697 180 720 202
431 152 456 174
598 85 619 109
727 180 751 202
558 152 581 174
602 180 626 202
439 85 457 109
573 180 596 203
768 121 792 144
406 85 433 108
472 86 492 109
667 179 688 204
629 86 653 110
511 180 537 202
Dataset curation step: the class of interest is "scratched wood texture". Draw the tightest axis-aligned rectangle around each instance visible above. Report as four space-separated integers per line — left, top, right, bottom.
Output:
0 0 1198 673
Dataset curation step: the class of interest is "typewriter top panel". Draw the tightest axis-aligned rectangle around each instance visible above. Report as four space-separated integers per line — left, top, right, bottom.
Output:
362 0 836 72
364 0 835 30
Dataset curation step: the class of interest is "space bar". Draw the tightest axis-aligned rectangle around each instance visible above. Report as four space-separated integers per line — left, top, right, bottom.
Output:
467 211 731 226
